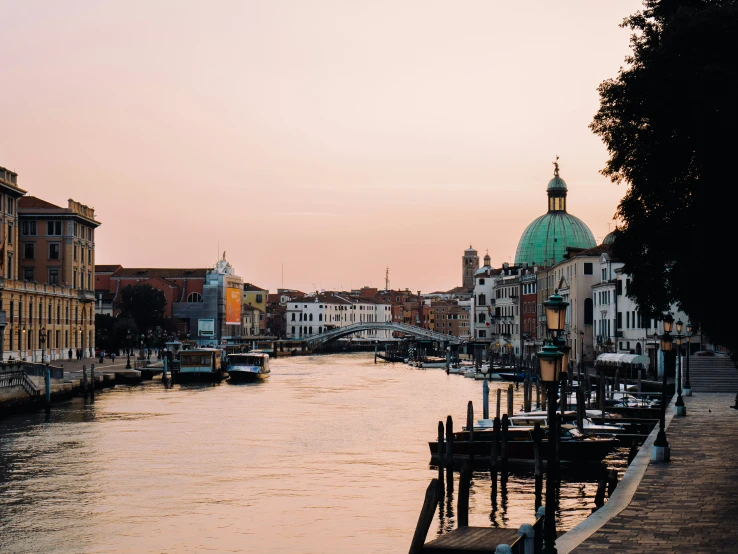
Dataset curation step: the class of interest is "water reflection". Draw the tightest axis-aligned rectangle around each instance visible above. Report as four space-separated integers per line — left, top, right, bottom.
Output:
1 354 625 554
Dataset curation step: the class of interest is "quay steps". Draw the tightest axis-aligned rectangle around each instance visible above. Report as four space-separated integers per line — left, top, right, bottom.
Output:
686 356 738 393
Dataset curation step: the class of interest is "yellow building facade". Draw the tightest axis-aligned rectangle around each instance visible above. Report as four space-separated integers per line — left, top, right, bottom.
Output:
0 165 100 361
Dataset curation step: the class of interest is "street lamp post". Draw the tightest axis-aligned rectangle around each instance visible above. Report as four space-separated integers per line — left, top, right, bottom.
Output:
651 314 673 462
39 327 47 364
537 290 569 554
683 321 692 396
674 319 686 416
579 330 584 384
125 331 132 369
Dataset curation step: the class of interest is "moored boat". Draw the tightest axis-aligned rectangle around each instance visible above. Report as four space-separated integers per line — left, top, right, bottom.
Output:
226 352 271 382
176 348 227 382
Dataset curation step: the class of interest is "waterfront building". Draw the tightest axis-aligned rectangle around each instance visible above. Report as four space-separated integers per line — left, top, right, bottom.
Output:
1 165 100 361
493 264 523 357
286 292 393 341
470 264 500 342
514 161 596 267
95 255 249 346
243 283 268 335
520 269 538 359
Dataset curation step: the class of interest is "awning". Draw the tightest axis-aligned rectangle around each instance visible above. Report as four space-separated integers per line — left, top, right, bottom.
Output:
595 353 650 368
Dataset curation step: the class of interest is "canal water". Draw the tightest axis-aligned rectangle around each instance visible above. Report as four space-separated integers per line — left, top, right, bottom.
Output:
0 353 625 553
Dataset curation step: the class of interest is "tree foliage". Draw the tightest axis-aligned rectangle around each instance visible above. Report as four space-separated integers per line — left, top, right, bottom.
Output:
120 284 168 333
591 0 738 351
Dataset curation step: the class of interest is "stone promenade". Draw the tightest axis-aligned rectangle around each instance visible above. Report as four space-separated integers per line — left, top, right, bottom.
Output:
572 393 738 553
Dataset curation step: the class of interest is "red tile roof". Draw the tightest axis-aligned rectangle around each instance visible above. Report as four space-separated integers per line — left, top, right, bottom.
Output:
95 264 122 274
18 196 63 210
111 268 208 279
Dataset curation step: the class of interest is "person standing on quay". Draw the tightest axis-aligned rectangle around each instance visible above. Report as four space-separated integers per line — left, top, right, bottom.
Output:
68 348 72 361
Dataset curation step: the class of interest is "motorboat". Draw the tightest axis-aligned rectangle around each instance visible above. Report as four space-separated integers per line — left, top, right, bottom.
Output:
226 352 271 382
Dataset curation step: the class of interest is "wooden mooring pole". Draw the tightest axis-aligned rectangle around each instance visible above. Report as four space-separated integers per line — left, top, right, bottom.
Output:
82 365 88 398
496 388 502 420
90 363 95 402
482 380 489 420
445 415 454 491
507 384 513 416
408 479 441 554
437 421 445 493
458 463 471 527
501 414 509 466
44 366 51 416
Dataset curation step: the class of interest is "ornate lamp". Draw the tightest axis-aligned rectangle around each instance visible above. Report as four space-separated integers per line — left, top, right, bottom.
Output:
543 292 567 332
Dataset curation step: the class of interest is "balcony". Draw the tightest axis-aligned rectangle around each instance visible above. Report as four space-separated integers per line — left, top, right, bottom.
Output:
77 290 95 302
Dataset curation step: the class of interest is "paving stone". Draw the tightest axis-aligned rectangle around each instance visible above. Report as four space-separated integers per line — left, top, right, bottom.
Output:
572 393 738 553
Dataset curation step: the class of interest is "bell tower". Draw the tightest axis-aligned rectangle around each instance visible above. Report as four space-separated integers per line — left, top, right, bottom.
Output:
462 246 479 289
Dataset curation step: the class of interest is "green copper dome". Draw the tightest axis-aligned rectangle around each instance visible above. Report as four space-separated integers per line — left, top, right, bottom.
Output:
515 212 596 266
602 231 616 244
514 160 596 266
547 176 568 191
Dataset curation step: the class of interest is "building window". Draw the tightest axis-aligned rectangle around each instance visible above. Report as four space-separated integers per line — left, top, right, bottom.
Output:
73 269 77 288
256 294 263 303
49 243 60 260
22 221 37 236
584 298 593 325
583 263 593 275
186 292 203 302
88 249 92 264
23 268 34 281
291 313 295 321
479 278 485 285
7 223 12 245
47 221 63 236
74 244 77 260
23 243 34 259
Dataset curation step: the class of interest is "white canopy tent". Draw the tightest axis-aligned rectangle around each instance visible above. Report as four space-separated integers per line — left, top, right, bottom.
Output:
595 353 650 368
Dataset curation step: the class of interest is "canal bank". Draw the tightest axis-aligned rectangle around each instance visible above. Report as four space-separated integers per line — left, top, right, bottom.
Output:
0 359 142 418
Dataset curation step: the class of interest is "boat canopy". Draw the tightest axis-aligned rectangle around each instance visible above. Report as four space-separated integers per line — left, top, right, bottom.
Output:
595 353 650 369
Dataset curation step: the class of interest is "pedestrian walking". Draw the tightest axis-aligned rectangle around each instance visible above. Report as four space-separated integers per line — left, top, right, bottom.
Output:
111 351 116 363
68 348 73 361
99 350 105 364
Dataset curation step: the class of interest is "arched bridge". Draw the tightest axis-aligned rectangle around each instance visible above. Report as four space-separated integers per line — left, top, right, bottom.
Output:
301 322 463 348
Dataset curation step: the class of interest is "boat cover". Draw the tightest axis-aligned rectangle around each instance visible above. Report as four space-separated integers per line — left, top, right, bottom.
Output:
594 353 650 368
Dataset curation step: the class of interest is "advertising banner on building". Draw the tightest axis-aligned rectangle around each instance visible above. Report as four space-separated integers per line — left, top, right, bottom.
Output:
198 319 215 336
225 287 241 325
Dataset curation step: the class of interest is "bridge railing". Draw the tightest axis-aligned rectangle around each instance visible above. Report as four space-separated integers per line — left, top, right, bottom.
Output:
304 321 462 345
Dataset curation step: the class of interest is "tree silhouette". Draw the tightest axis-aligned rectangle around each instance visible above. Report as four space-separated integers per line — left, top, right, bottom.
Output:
591 0 738 352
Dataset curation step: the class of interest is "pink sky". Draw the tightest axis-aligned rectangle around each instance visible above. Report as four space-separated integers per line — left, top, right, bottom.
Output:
0 0 642 294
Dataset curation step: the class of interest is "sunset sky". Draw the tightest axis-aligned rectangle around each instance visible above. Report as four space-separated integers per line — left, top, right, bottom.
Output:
0 0 643 294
